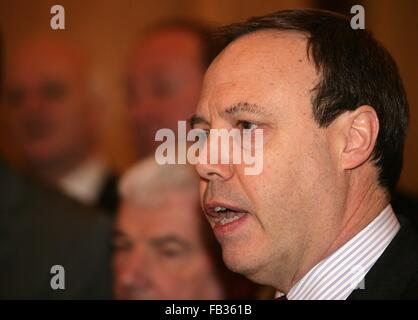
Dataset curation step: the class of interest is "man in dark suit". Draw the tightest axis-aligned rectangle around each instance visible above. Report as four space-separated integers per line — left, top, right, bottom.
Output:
191 9 418 299
1 34 112 299
0 33 113 299
3 35 118 216
0 158 113 299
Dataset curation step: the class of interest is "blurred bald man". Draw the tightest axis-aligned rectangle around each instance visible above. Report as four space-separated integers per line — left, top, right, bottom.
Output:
4 36 118 214
125 20 217 158
0 32 112 300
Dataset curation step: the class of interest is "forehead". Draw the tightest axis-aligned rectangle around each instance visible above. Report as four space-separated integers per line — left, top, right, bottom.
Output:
117 195 202 240
7 42 84 85
198 30 318 115
128 29 202 71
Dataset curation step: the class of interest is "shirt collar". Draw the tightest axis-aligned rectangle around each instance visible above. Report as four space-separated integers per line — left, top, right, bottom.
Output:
57 156 108 205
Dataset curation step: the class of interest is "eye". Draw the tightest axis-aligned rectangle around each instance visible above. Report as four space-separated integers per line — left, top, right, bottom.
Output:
237 120 258 130
112 236 132 252
161 248 182 258
126 83 140 103
41 81 68 101
158 245 186 259
153 79 178 98
192 127 210 138
201 128 211 137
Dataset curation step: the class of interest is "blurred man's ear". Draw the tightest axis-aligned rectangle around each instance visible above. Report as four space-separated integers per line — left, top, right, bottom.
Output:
329 105 379 171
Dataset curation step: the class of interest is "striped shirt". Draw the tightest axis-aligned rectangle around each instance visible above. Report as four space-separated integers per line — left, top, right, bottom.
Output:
277 205 400 300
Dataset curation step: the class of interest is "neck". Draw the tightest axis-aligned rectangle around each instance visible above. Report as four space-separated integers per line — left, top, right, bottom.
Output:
31 148 98 185
286 168 389 292
322 175 389 259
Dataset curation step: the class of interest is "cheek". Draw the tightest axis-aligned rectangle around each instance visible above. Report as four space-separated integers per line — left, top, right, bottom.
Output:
243 135 329 227
8 111 24 137
199 180 207 201
150 268 192 299
152 272 178 295
112 252 133 295
45 100 80 132
112 251 127 271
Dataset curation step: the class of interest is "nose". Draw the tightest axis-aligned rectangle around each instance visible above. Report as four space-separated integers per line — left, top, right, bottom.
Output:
195 161 235 181
117 246 151 290
195 134 234 181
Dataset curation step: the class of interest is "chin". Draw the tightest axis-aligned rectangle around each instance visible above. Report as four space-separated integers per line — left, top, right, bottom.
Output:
222 246 261 278
221 242 269 283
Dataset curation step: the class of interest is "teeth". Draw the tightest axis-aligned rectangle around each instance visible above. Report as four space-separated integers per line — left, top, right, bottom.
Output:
226 211 235 219
210 205 246 226
219 215 241 225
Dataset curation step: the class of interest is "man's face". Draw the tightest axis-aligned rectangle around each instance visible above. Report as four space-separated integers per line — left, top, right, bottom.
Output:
194 31 346 287
125 29 205 157
5 40 95 170
113 193 223 299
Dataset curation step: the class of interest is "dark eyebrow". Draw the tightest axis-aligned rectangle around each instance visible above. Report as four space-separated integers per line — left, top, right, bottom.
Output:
189 102 271 128
222 101 272 117
189 114 210 128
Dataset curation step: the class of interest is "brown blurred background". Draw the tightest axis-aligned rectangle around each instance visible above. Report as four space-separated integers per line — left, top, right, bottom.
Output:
0 0 417 194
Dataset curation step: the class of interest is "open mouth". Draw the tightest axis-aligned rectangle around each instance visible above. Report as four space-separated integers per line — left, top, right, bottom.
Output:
204 202 248 226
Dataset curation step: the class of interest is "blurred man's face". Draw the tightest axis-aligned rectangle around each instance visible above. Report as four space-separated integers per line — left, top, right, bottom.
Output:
113 193 223 299
125 29 205 157
5 40 95 171
194 31 346 287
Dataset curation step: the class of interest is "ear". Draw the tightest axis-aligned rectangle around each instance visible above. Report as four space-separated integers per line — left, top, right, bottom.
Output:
338 105 379 170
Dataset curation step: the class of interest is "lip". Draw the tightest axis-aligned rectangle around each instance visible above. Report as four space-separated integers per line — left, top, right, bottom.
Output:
203 200 250 235
204 201 249 217
212 213 249 236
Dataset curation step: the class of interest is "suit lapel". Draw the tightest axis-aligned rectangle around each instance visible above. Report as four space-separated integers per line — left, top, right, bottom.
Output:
348 215 418 299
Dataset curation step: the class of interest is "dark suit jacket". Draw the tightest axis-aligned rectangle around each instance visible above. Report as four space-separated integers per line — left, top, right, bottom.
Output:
0 160 113 299
348 214 418 299
96 174 119 218
392 191 418 227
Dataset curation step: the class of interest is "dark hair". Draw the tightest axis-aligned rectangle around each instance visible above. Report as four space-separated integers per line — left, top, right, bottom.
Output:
214 9 409 194
144 18 219 68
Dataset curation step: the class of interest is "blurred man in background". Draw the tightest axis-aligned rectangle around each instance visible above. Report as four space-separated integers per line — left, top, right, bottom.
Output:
0 33 112 299
125 20 217 158
113 158 262 299
4 36 118 214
